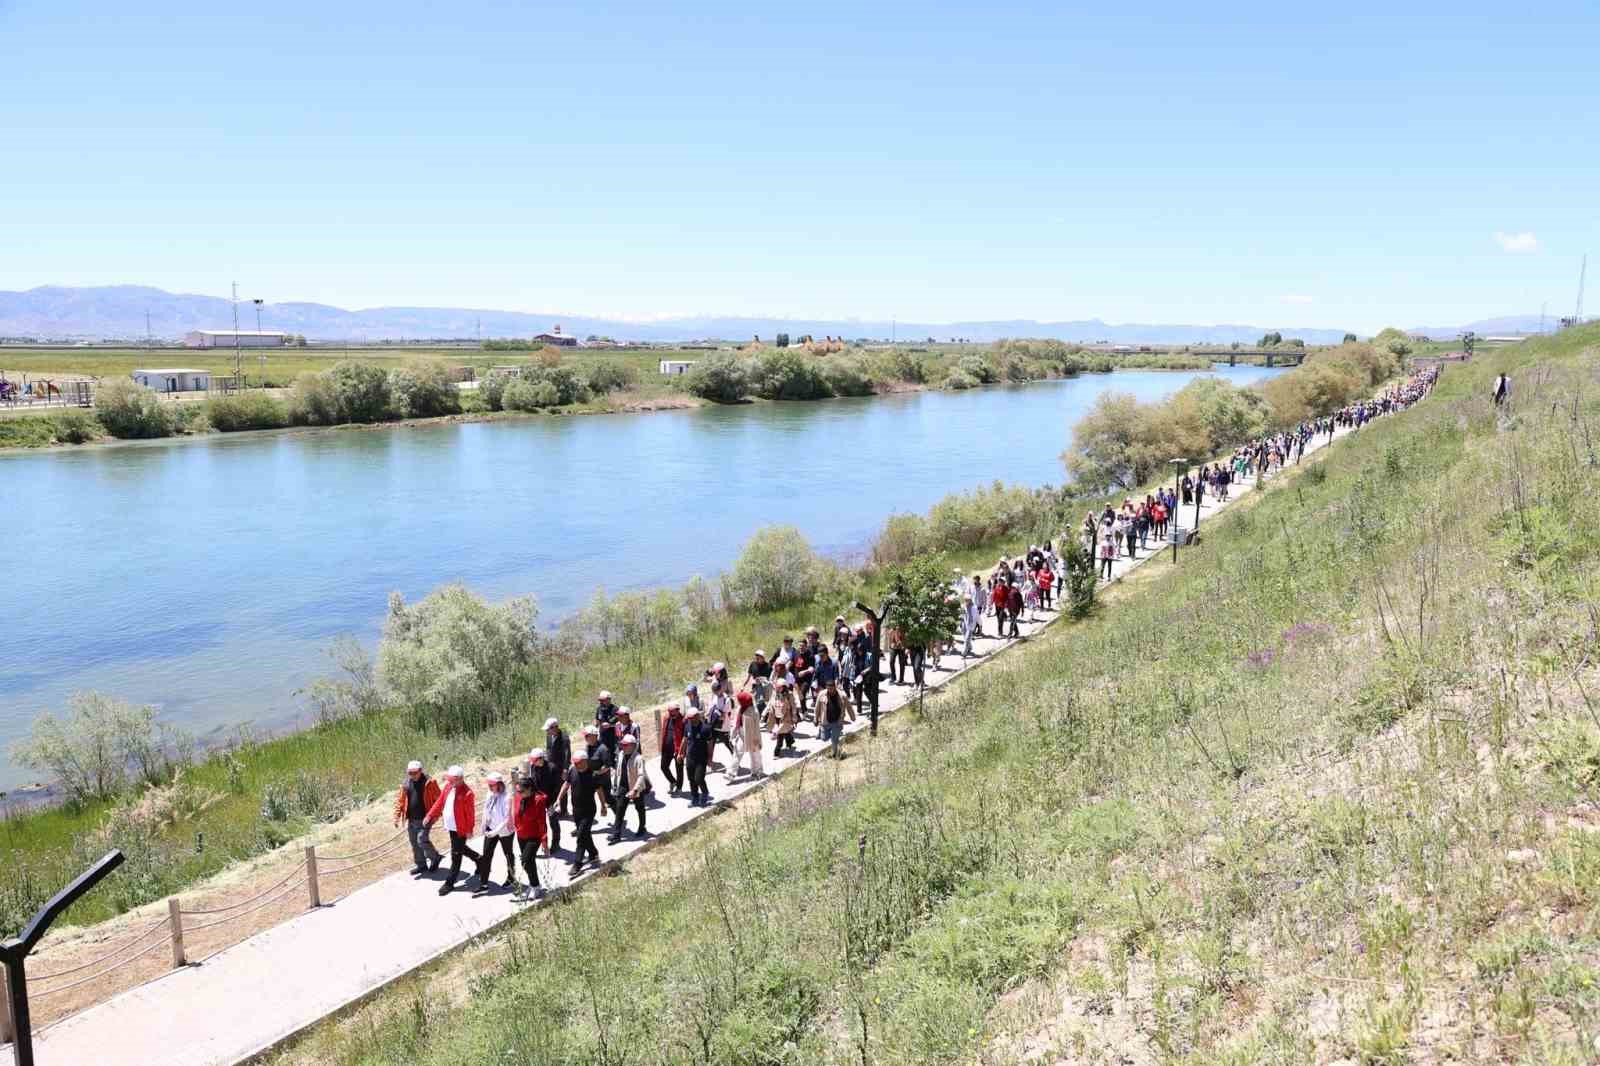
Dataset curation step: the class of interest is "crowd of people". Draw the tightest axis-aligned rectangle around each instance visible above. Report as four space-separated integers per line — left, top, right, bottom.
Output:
390 363 1443 903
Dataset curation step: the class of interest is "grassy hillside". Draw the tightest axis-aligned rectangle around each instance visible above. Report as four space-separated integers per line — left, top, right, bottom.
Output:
272 325 1600 1065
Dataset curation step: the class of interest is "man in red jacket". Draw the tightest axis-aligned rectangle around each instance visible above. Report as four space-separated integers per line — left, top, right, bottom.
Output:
511 774 550 902
424 765 479 896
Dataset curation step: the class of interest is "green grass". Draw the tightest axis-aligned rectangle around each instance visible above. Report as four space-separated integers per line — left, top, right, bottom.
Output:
258 324 1600 1065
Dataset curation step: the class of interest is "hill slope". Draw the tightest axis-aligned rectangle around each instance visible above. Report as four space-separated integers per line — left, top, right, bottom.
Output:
266 325 1600 1066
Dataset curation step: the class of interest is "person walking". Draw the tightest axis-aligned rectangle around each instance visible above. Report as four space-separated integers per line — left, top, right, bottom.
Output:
475 771 515 896
819 679 847 759
424 766 479 896
1098 527 1116 581
555 751 602 875
855 638 881 736
1037 563 1054 611
393 759 443 876
594 690 620 754
526 748 563 852
1493 372 1510 407
510 774 549 902
1005 579 1023 637
772 677 800 754
680 707 713 806
608 735 653 842
736 689 764 779
960 593 978 658
544 718 572 817
658 703 687 794
989 576 1009 638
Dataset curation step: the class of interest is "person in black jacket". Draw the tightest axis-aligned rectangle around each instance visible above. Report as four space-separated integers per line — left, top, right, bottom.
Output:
525 747 564 852
555 751 602 875
544 717 572 816
681 707 714 806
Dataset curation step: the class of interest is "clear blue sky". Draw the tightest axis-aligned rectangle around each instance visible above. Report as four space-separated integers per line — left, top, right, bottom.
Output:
4 0 1596 332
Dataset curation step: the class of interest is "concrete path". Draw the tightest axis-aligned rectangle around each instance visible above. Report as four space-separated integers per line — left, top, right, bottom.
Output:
10 424 1356 1066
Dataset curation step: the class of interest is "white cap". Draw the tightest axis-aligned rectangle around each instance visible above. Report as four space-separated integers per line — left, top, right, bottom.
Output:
544 717 559 730
406 760 422 772
446 765 464 778
598 690 612 700
486 771 504 784
712 662 725 671
618 705 632 716
582 724 598 736
528 748 546 761
621 735 637 746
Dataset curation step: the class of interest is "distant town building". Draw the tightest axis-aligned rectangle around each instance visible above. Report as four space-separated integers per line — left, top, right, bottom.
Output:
185 330 288 349
659 359 697 376
533 325 579 347
132 367 212 392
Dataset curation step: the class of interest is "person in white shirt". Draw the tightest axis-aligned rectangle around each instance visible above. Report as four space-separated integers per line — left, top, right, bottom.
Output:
475 771 514 896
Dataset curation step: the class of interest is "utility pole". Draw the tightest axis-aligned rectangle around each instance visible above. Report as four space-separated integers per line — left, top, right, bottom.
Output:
1540 302 1547 335
1577 254 1587 325
145 309 152 354
253 299 265 386
231 282 241 385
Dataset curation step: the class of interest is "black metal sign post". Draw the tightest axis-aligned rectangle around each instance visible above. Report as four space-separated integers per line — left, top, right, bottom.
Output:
853 596 896 736
0 850 124 1066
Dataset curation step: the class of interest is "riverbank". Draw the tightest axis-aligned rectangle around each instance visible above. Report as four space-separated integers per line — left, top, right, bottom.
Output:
0 345 1222 453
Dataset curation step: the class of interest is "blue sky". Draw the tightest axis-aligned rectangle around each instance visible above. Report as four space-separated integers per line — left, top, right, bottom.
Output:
3 1 1596 332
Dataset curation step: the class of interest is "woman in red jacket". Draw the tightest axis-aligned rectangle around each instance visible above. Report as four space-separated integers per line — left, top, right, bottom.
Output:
511 774 550 902
424 766 479 896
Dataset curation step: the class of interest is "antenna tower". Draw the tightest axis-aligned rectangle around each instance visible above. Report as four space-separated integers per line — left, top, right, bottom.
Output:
1577 254 1587 325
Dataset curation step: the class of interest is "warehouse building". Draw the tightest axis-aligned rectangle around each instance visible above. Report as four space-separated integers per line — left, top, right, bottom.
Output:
184 329 288 349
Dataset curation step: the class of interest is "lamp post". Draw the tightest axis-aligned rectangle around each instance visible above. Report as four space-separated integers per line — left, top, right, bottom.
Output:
253 299 265 387
1168 458 1186 563
1 851 124 1066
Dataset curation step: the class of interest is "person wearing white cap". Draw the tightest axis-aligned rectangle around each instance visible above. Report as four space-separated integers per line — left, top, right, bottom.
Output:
607 735 653 842
681 706 713 805
554 750 602 874
544 717 572 816
392 760 443 875
474 771 515 896
423 766 479 896
594 690 620 754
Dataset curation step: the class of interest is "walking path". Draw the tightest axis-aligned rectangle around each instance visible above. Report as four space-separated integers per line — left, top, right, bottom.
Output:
8 416 1367 1066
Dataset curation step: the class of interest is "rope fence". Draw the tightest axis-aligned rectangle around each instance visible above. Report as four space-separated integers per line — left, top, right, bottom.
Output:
175 861 309 916
27 915 172 982
29 930 177 998
318 826 406 864
178 872 309 933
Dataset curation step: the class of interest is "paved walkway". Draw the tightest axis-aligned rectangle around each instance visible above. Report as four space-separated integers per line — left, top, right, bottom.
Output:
9 423 1355 1066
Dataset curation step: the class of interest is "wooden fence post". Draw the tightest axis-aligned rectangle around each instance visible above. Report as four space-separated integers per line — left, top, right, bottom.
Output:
168 898 186 968
305 846 321 908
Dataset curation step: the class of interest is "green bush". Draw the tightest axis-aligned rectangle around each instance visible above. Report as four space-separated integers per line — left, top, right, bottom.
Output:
683 355 750 403
377 585 540 735
11 692 191 804
956 354 998 384
585 361 636 395
389 362 461 418
502 377 559 411
943 369 980 390
206 391 291 432
878 348 928 383
54 411 100 444
286 371 339 425
749 348 831 400
93 378 174 439
479 373 510 412
327 361 395 423
822 356 876 397
723 526 845 612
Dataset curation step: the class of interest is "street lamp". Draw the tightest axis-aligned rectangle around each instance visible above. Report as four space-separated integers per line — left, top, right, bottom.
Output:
252 299 265 387
1168 458 1186 563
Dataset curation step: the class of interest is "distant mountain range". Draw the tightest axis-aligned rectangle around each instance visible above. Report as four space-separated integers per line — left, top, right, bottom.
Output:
0 284 1536 346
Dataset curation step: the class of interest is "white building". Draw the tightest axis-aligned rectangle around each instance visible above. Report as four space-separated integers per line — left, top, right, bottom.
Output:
659 359 697 376
184 330 288 349
132 368 212 393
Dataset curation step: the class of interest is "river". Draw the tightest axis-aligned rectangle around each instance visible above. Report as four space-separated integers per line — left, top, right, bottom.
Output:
1 366 1282 788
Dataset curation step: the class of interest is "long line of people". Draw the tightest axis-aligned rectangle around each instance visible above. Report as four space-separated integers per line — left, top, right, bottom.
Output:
392 364 1442 902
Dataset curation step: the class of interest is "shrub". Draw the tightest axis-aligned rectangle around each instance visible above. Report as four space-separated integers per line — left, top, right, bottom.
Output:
723 526 845 612
286 371 339 425
327 361 395 423
479 372 510 411
377 584 539 735
585 361 636 394
503 377 560 411
822 357 876 397
389 361 461 418
878 349 927 383
528 365 590 406
206 391 291 432
11 692 191 804
870 513 930 570
956 354 998 384
53 410 99 444
1060 539 1098 618
944 370 980 390
749 348 831 400
684 355 750 403
883 553 962 651
94 378 174 439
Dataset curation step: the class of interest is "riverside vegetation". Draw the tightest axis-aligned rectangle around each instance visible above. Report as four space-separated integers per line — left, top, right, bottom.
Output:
256 324 1600 1065
0 329 1480 921
0 338 1225 449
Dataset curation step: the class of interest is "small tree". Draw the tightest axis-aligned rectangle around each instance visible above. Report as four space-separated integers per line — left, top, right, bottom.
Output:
1060 540 1098 618
12 692 190 803
378 585 539 734
724 526 841 612
883 554 962 660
